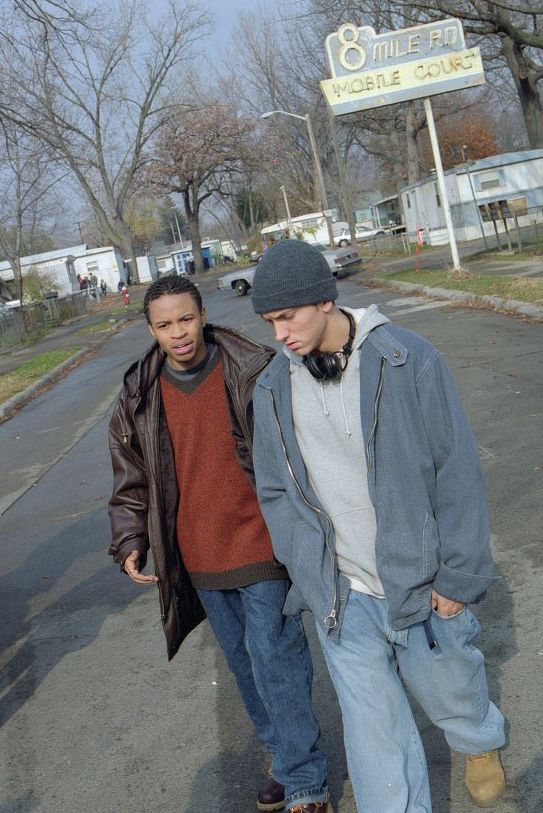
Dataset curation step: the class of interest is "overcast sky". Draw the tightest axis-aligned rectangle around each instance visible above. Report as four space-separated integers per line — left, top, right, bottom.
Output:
174 0 253 65
204 0 249 39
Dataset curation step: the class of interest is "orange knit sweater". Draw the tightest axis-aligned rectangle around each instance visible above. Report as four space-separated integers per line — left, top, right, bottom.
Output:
160 358 285 590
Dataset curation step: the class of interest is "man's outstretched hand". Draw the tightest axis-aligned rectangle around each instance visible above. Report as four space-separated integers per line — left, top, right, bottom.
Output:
123 550 158 584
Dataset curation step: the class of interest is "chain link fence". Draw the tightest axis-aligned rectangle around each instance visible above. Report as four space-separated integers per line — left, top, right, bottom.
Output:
353 230 413 257
0 289 102 350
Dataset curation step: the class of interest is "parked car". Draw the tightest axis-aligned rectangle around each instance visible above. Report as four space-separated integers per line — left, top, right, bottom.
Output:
217 241 361 297
217 266 257 296
334 224 386 247
313 243 361 276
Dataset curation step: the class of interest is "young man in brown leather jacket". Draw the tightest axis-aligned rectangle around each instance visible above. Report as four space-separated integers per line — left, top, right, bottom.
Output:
108 275 331 813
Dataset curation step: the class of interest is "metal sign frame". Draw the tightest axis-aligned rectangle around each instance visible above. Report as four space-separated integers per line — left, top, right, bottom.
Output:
321 19 485 114
321 18 486 270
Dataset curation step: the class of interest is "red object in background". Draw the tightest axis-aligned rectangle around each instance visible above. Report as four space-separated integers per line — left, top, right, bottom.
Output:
122 288 130 305
415 226 424 273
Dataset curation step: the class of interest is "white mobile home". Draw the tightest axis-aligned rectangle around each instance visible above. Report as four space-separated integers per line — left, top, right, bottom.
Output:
0 244 126 295
261 211 338 246
400 149 543 245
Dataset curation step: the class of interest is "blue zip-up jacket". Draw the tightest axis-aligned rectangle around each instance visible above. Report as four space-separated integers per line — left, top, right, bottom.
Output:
252 320 497 636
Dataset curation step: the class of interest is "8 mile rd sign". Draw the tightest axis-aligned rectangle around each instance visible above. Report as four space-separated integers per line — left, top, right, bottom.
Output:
321 18 485 115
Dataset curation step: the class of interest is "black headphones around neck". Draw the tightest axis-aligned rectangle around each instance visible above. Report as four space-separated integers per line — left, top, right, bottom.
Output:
302 311 356 381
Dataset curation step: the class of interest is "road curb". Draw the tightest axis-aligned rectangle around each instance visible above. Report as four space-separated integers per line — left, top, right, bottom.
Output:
0 347 96 419
0 321 129 420
371 278 543 320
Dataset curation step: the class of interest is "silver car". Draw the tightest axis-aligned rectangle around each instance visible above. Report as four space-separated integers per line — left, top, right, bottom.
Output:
334 224 386 247
217 242 361 296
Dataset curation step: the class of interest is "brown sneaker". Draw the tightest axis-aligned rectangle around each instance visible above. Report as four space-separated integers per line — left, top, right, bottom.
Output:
257 774 285 811
289 804 333 813
465 750 505 808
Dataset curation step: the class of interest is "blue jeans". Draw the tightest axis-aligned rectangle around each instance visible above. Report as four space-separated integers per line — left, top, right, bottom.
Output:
316 590 506 813
197 580 329 810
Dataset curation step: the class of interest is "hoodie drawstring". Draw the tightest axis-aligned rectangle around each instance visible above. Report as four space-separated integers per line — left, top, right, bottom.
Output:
339 378 351 436
319 380 351 436
319 381 330 416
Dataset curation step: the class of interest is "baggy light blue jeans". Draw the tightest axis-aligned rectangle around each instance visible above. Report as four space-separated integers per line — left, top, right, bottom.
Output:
197 580 329 810
316 590 506 813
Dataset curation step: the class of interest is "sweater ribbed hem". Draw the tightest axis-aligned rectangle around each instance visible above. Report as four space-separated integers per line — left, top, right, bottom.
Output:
188 561 288 590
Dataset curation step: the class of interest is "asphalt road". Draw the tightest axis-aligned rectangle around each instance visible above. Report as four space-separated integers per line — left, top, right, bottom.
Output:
1 278 541 812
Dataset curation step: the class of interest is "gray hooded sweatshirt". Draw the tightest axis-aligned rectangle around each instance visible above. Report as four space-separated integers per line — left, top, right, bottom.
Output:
286 305 389 596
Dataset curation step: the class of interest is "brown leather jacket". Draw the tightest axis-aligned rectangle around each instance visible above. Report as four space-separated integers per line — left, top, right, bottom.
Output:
108 324 276 660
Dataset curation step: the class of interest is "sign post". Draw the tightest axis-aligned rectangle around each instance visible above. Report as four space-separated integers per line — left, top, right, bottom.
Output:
321 19 486 271
423 97 461 270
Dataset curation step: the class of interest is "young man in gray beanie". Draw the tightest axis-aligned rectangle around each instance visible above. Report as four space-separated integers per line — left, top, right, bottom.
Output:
250 240 506 813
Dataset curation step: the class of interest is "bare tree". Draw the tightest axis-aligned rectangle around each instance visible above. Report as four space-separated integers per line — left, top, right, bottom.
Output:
0 122 65 305
311 0 530 240
10 0 88 29
402 0 543 148
147 101 258 274
222 9 339 215
326 0 543 148
0 0 211 282
222 3 427 232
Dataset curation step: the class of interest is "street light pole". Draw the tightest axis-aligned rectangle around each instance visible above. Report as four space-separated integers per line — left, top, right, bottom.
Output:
302 115 328 213
261 110 334 246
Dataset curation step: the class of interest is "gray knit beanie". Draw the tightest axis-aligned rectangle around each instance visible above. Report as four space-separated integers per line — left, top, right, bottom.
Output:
251 240 337 314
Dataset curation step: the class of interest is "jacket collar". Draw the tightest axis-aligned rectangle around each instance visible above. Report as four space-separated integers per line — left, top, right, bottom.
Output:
365 324 408 366
121 342 164 401
205 323 274 371
257 323 407 390
124 323 275 400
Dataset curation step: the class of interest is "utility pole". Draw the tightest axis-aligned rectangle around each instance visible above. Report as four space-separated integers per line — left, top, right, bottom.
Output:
280 185 293 233
172 206 183 247
461 145 489 250
261 110 335 246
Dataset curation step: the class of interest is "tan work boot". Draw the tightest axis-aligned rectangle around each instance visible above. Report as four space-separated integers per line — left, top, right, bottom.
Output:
465 750 505 807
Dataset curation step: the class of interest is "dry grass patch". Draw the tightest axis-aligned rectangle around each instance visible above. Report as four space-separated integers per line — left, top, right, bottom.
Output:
381 270 543 304
0 348 81 401
75 318 118 337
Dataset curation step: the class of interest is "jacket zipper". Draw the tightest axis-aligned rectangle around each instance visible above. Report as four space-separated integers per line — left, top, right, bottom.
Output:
157 583 166 621
270 391 338 630
122 391 142 443
366 356 386 470
130 390 165 615
153 397 166 614
229 355 271 447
